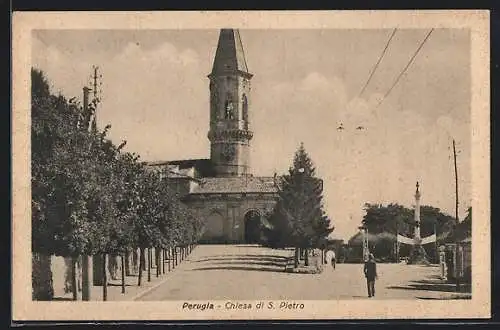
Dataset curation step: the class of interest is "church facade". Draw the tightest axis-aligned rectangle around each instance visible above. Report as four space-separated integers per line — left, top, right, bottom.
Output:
148 29 278 243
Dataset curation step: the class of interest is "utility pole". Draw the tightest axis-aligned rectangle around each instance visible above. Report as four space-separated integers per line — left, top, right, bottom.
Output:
81 65 103 300
453 139 459 228
452 139 461 292
87 65 103 131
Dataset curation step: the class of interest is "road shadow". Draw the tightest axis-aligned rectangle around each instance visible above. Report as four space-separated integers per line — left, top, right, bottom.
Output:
202 259 287 268
51 297 73 301
190 266 286 273
194 255 290 264
416 295 472 300
387 281 471 294
107 283 135 287
196 254 291 260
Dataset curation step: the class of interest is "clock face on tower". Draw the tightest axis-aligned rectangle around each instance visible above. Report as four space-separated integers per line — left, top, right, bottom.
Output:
221 144 236 162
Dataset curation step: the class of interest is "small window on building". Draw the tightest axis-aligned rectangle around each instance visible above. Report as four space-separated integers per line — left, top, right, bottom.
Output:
225 96 234 120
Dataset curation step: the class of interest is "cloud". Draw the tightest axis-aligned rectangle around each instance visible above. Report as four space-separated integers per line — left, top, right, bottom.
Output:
33 36 207 163
115 42 200 68
251 71 470 240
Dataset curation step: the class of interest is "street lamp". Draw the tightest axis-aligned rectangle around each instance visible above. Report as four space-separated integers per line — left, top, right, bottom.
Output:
358 225 369 262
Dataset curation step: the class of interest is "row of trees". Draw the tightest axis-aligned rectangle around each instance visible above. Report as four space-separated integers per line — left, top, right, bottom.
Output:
31 69 203 300
262 143 334 268
360 202 459 238
345 204 472 262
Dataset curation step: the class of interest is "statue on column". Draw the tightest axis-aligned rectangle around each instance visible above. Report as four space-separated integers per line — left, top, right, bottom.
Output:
408 181 430 265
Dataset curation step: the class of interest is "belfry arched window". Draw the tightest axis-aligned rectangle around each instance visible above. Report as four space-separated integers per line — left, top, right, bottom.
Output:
224 94 234 120
242 94 248 129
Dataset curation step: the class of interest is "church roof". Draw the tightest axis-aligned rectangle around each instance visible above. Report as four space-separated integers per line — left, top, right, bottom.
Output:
147 159 216 178
210 29 251 76
191 176 277 195
147 158 209 168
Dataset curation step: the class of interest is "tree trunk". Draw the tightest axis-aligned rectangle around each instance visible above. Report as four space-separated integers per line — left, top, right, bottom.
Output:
132 249 138 274
147 248 151 282
294 248 299 268
121 255 126 294
141 248 146 271
138 248 144 286
162 249 165 274
168 248 171 272
102 254 108 301
81 255 92 301
156 248 160 278
304 248 309 266
125 251 132 276
71 256 78 301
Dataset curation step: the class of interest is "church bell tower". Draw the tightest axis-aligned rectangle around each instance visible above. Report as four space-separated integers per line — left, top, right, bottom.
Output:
208 29 253 177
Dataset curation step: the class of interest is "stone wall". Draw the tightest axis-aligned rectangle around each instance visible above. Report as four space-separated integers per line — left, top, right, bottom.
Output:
189 194 276 243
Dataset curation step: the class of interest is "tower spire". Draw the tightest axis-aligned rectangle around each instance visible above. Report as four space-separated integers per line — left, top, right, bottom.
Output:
210 29 252 78
207 29 253 177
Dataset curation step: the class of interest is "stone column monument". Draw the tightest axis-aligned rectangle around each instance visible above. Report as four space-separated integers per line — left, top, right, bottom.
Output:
408 182 430 265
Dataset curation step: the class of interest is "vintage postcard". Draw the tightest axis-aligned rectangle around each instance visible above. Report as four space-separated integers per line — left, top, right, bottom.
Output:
12 10 490 321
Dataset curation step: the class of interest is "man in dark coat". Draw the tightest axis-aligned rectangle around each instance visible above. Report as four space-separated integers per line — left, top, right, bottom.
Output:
363 253 378 297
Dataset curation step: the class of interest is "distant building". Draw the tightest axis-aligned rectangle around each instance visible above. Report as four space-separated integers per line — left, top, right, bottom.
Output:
147 29 278 243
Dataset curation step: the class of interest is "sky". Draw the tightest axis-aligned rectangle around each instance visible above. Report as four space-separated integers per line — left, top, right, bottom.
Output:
32 28 471 241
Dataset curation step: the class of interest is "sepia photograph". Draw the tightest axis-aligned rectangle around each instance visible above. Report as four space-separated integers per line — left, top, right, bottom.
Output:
12 11 490 320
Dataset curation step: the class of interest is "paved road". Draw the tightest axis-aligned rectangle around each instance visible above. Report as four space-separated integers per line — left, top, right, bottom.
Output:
137 244 457 301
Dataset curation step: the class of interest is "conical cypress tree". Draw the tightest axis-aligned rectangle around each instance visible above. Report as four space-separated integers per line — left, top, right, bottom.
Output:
265 143 334 266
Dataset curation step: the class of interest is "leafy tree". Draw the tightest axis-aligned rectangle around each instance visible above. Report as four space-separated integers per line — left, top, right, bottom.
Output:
31 68 202 300
356 202 456 261
361 203 455 238
442 206 471 243
32 68 100 299
361 203 413 236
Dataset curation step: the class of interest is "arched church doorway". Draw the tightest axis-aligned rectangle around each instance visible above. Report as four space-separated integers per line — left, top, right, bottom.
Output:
244 210 262 244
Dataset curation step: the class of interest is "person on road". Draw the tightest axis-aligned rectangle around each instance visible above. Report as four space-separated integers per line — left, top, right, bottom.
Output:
363 253 377 298
325 250 336 270
330 250 336 269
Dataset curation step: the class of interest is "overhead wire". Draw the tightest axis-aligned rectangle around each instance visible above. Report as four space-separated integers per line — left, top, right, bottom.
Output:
358 28 398 98
375 28 435 109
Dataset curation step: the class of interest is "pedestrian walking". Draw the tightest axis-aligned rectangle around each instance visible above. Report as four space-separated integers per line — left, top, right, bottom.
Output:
363 253 377 298
325 250 336 270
